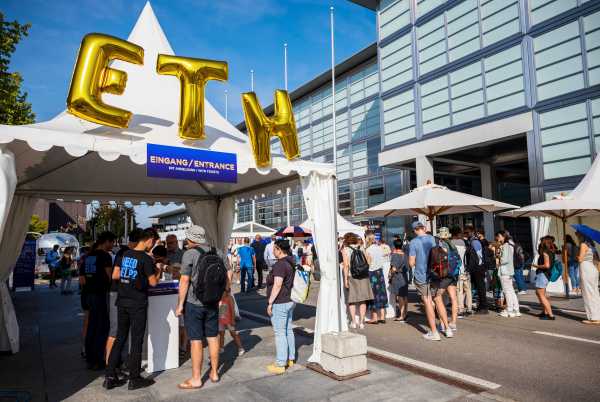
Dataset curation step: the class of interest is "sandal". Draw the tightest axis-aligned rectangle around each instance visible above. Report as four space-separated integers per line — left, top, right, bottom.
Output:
178 379 203 390
366 320 378 325
582 320 600 325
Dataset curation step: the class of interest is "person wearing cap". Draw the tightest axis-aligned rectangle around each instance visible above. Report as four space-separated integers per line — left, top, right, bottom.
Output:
408 221 447 341
437 227 459 332
176 225 220 389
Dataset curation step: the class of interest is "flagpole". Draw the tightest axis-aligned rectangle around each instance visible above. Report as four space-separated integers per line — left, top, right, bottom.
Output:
224 89 228 121
250 69 254 92
284 43 288 91
330 5 343 334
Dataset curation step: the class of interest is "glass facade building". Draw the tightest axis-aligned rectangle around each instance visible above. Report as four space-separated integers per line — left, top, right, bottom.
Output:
236 0 600 239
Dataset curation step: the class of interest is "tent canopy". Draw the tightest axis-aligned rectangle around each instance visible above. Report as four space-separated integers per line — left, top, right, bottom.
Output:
359 182 518 218
230 221 274 238
302 213 365 237
0 2 334 204
502 156 600 219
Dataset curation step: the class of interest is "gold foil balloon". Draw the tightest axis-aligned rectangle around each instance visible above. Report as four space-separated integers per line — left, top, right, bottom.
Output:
241 90 300 168
66 33 144 128
156 55 228 140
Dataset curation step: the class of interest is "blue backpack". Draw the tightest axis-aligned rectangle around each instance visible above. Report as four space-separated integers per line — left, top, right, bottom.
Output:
444 240 462 278
548 257 563 282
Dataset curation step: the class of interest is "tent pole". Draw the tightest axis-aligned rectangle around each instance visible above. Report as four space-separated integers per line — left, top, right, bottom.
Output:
562 217 569 297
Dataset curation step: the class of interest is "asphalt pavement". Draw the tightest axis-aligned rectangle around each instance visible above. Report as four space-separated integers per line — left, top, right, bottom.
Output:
236 280 600 402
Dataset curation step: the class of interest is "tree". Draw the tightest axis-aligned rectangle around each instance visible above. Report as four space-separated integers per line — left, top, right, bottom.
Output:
87 204 137 242
29 214 48 234
0 12 35 125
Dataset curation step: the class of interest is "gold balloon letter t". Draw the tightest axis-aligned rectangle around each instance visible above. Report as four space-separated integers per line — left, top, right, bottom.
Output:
66 33 144 128
241 90 300 168
156 55 228 140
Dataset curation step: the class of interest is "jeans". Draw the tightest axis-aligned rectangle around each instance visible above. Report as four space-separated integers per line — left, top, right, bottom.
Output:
84 293 109 366
240 266 254 292
457 273 472 312
271 302 295 367
106 304 148 378
471 269 488 311
256 260 267 287
513 265 527 292
499 275 520 314
568 263 580 289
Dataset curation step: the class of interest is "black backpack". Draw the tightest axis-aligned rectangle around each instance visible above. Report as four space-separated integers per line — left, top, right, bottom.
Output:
350 247 369 279
480 238 497 271
464 239 484 273
193 249 227 305
511 242 525 268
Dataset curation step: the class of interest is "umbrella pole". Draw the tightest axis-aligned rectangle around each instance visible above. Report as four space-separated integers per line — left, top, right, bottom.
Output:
562 217 570 298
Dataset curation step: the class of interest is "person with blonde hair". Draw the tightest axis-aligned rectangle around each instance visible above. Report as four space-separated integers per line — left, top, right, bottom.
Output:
341 233 373 329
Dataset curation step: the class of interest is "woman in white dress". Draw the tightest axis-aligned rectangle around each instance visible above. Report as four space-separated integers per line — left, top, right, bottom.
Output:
575 231 600 325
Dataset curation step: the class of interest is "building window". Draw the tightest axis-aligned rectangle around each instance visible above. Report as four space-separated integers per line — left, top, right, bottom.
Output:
350 100 380 142
481 0 520 48
539 101 592 180
593 98 600 152
584 10 600 86
421 75 451 133
299 127 312 159
416 0 445 18
336 79 348 111
293 98 311 128
367 138 382 176
446 0 480 62
533 21 584 101
337 146 351 180
418 14 447 75
530 0 578 27
379 0 411 40
449 60 484 125
484 44 525 115
368 176 385 206
383 88 415 146
352 142 368 178
353 180 369 214
336 111 349 146
380 32 413 92
338 181 352 216
237 202 253 223
350 64 379 104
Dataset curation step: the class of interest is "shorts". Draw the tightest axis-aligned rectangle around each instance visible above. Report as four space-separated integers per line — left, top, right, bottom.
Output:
184 302 219 340
437 277 455 289
535 272 549 289
108 292 119 338
415 281 438 298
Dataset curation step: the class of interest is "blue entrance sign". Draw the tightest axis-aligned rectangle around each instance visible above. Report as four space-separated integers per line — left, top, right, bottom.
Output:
147 144 237 183
12 239 37 291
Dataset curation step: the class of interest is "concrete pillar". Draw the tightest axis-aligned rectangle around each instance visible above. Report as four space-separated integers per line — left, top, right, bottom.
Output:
252 198 256 222
234 200 239 225
480 163 494 240
286 187 291 226
415 156 434 230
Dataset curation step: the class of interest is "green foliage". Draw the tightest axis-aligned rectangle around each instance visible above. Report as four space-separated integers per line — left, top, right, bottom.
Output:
0 12 35 125
88 204 137 241
29 214 48 234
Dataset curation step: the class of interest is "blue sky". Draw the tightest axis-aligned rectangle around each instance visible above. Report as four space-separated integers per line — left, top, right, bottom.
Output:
4 0 375 227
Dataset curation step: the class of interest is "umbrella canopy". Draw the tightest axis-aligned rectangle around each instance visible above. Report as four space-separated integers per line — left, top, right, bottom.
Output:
571 224 600 244
275 225 312 237
359 182 518 219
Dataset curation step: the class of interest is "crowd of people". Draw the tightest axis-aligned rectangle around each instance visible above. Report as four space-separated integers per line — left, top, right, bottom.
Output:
339 222 600 341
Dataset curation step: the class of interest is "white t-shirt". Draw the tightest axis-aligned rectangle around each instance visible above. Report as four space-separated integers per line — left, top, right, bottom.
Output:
366 244 385 272
451 238 467 274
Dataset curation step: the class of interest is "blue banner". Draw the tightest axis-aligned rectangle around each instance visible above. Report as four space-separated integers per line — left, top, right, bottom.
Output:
147 144 237 183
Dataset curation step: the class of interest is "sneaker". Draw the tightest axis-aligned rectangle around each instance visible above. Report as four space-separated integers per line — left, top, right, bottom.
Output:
508 312 517 318
457 312 465 319
359 323 365 330
539 315 556 321
287 359 295 368
422 331 441 341
128 376 155 390
475 309 489 315
518 290 528 295
266 364 286 375
514 312 522 317
449 323 457 332
350 321 357 329
498 310 510 318
444 328 454 338
238 348 245 356
102 376 126 390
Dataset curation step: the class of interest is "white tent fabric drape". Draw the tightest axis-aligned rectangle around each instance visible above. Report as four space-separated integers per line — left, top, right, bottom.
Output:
0 195 37 353
529 216 550 283
185 197 235 253
301 172 347 363
0 148 17 244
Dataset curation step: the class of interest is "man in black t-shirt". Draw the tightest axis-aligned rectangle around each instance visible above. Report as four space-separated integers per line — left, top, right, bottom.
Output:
251 235 267 288
80 231 115 370
104 228 159 391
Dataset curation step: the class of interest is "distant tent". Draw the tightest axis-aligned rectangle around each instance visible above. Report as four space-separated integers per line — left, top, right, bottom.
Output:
230 221 274 239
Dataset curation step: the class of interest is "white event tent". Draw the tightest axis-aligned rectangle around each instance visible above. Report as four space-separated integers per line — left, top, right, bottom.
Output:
230 221 275 239
0 2 345 360
302 213 365 238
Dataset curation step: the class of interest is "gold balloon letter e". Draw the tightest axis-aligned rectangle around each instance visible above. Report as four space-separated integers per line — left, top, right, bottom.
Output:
156 55 228 140
241 90 300 168
66 33 144 128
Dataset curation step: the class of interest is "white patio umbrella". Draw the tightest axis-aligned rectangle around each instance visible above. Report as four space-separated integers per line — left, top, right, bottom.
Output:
301 213 365 237
501 156 600 292
358 181 518 233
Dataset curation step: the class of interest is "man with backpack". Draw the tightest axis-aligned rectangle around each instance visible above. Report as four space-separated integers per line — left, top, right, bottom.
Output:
46 244 61 288
408 221 451 341
176 225 227 390
464 225 489 314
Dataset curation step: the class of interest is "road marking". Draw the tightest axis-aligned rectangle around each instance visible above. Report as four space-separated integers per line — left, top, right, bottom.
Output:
533 331 600 345
368 346 501 391
239 309 500 391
